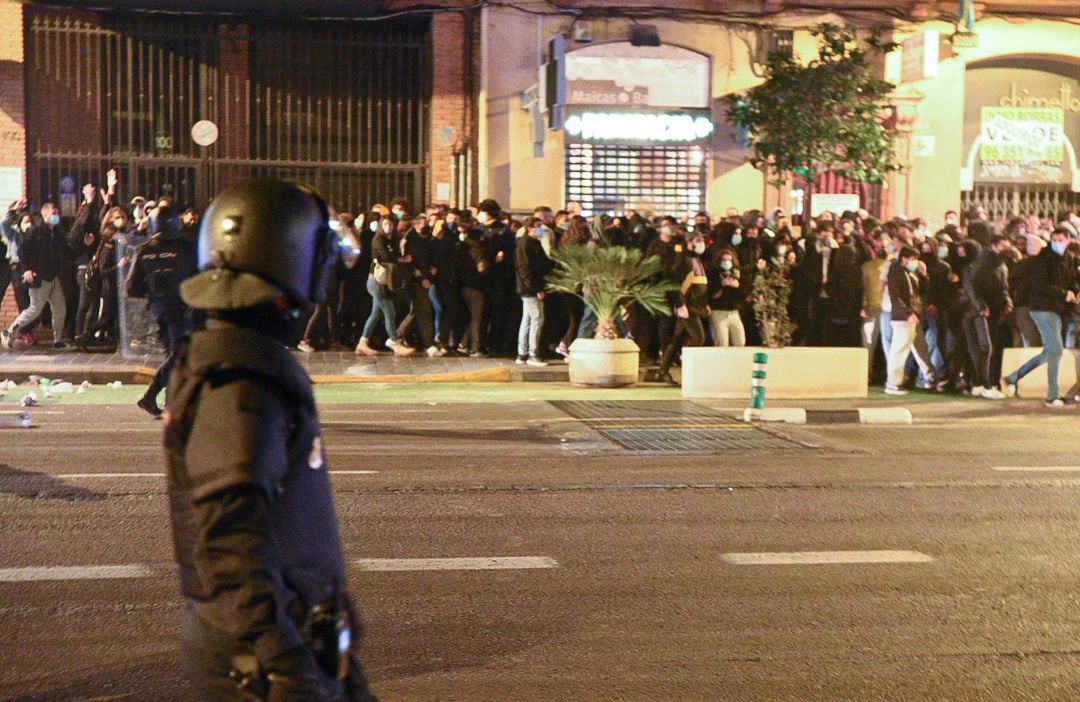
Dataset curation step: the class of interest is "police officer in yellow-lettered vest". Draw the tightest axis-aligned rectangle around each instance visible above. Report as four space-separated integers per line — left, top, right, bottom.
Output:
164 179 377 701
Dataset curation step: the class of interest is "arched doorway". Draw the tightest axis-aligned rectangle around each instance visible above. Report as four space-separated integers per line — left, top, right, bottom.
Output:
961 55 1080 220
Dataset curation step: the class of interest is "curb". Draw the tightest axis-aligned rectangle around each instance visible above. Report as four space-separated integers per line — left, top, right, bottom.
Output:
742 407 912 425
310 366 511 384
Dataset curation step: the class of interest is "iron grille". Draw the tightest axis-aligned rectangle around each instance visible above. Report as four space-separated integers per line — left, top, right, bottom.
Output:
963 183 1079 220
26 10 430 212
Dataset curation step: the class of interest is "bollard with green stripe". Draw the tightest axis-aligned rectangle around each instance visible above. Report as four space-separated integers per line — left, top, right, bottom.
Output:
750 352 767 409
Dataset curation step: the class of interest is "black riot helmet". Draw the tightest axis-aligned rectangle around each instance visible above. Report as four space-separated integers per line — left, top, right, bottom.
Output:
180 179 337 310
148 201 182 239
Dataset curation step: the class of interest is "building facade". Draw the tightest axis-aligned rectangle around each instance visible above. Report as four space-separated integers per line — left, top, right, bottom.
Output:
0 1 1077 223
478 1 1079 228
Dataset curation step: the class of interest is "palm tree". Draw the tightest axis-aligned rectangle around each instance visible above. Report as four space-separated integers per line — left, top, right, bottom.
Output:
546 243 677 341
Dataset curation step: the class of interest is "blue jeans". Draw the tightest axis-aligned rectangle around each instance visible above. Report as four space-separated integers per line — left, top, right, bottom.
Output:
518 295 544 358
361 277 397 341
428 284 443 343
1006 310 1063 401
923 310 948 379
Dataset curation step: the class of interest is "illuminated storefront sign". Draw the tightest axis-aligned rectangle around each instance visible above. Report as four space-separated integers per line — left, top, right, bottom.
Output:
564 43 711 109
564 109 714 144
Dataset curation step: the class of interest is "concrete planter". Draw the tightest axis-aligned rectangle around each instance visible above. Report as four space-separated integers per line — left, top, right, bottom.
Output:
681 346 868 399
568 338 640 387
1001 347 1080 399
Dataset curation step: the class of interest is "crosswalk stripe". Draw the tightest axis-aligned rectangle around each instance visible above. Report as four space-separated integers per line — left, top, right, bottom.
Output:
722 550 934 565
0 557 558 582
54 470 378 479
353 557 558 571
0 565 155 582
991 466 1080 472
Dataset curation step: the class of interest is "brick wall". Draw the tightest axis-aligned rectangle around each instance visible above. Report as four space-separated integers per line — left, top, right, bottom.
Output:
0 0 25 328
429 11 468 207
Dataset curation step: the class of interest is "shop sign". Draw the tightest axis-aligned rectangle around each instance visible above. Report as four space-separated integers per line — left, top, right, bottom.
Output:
900 31 939 84
564 43 710 109
563 108 713 144
810 193 860 218
979 107 1064 163
0 167 22 205
963 60 1080 186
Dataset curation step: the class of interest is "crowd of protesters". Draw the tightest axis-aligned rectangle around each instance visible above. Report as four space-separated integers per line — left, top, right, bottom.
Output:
3 173 1080 404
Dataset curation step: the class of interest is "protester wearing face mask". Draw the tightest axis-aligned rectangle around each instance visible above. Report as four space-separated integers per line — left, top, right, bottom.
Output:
77 206 130 350
647 233 711 384
919 238 954 388
453 221 490 357
1007 234 1045 348
2 210 69 350
640 217 683 362
475 199 519 356
1002 229 1079 407
707 247 745 347
884 246 936 395
961 235 1013 399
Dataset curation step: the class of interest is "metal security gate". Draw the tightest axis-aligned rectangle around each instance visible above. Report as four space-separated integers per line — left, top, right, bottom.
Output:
565 144 707 217
26 10 430 213
963 184 1080 220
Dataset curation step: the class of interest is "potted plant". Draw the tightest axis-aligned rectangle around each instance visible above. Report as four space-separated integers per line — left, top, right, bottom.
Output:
752 263 795 348
546 240 677 387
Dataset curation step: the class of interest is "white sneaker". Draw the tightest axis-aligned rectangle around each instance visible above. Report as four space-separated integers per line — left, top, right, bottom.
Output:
971 386 985 398
1004 382 1017 398
385 339 398 349
884 386 908 396
426 345 444 357
297 340 314 353
0 329 13 350
526 357 548 367
1045 398 1067 408
981 387 1006 400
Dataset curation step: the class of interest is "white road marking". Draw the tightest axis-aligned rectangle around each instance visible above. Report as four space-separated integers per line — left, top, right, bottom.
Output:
57 473 165 479
0 557 557 582
0 565 155 582
991 466 1080 472
722 550 934 565
353 557 558 571
54 470 378 479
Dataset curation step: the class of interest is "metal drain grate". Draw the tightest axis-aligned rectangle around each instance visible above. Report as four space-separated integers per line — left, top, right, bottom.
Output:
550 400 799 452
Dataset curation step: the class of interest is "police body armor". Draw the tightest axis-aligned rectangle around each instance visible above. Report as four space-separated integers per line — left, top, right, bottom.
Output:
165 323 369 700
132 235 188 299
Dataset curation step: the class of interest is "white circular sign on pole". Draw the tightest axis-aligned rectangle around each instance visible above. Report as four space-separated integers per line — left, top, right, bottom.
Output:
191 120 219 147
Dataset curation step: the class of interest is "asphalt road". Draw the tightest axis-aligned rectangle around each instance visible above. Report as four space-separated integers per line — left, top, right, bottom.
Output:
1 397 1078 701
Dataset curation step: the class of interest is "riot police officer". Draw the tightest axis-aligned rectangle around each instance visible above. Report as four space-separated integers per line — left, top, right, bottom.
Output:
165 179 377 701
128 200 192 417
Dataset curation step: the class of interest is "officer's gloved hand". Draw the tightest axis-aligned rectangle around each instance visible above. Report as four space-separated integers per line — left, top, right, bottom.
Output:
264 647 340 702
267 671 341 702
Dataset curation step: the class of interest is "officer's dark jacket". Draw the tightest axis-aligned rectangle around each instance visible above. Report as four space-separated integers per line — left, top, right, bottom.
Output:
1028 246 1079 315
129 235 187 299
165 325 352 679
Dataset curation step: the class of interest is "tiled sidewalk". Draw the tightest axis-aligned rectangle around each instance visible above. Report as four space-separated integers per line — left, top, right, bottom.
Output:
0 347 569 383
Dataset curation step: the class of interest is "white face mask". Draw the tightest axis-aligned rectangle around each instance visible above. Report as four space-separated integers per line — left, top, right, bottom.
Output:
477 212 492 225
660 226 672 238
113 218 125 229
459 232 467 243
692 241 706 255
776 245 788 257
